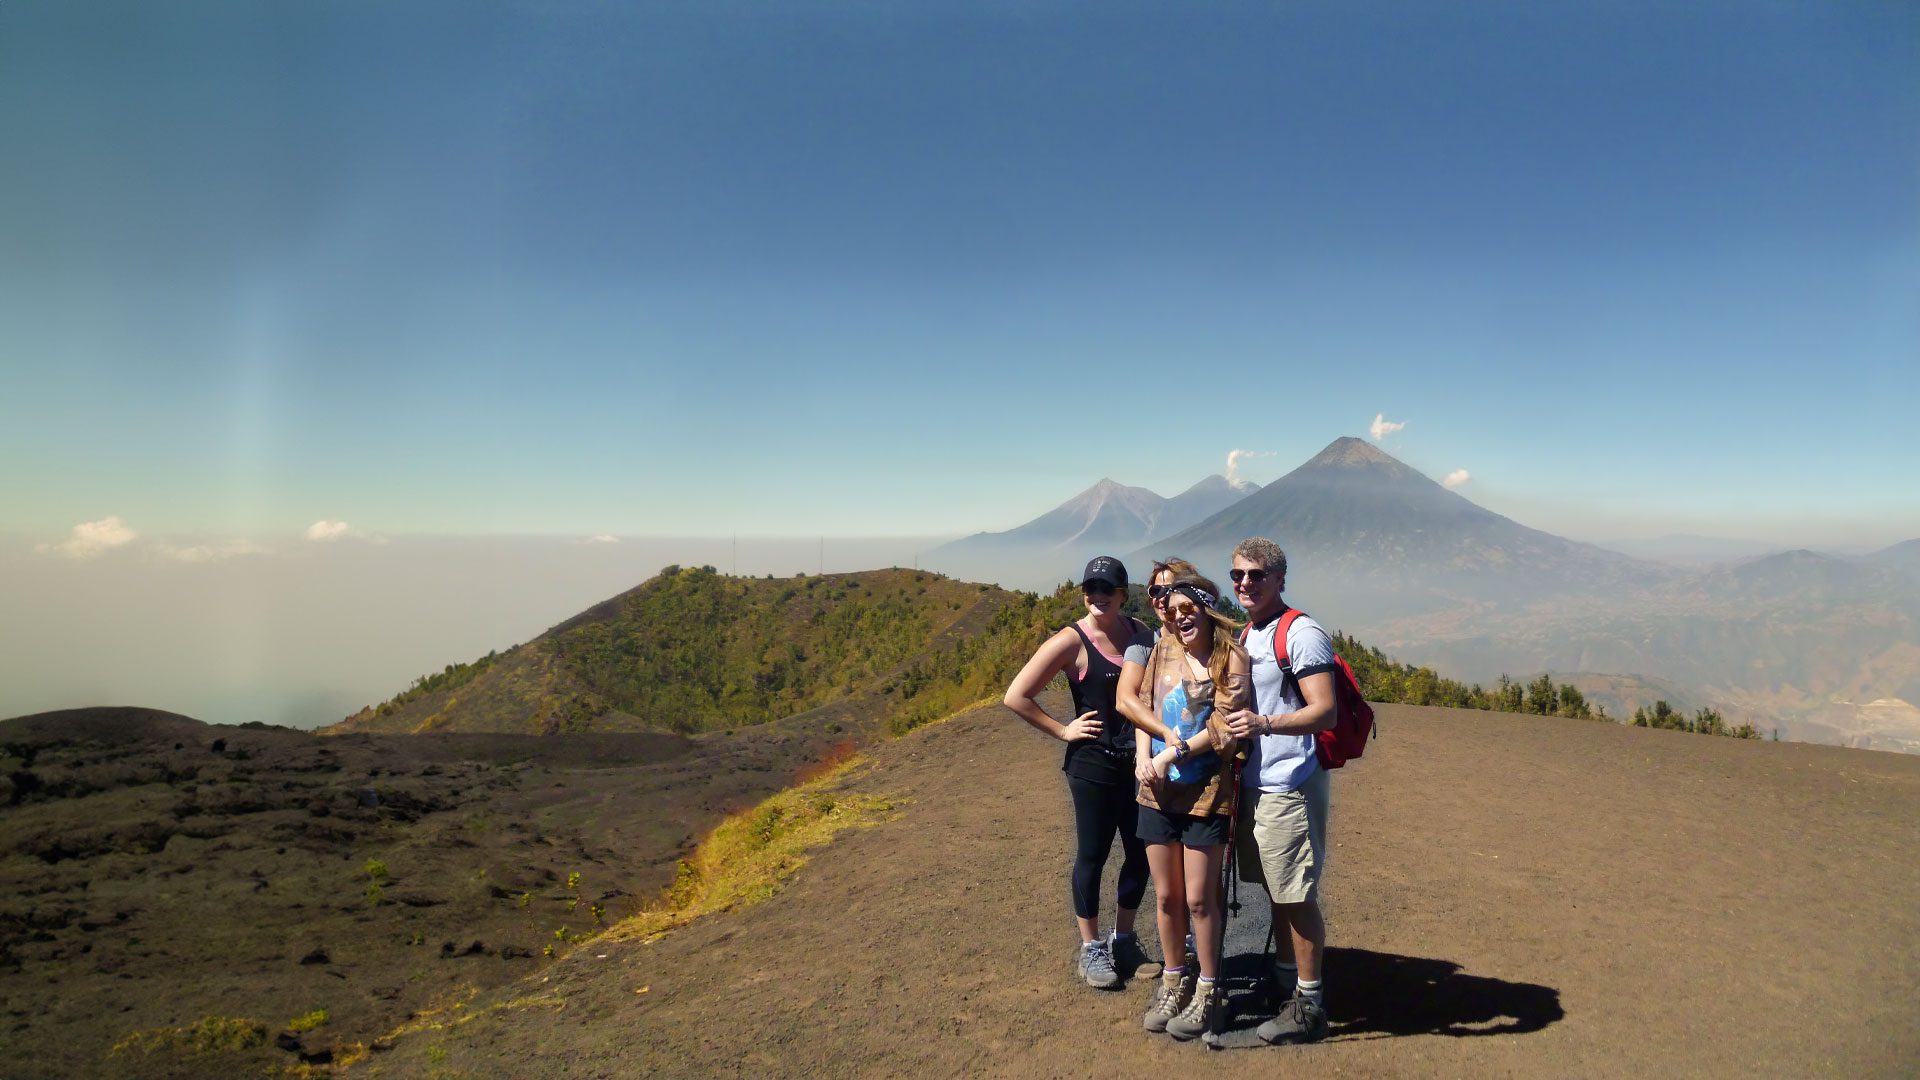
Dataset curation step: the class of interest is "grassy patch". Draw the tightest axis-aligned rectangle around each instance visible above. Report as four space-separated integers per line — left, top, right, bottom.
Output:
366 980 560 1045
604 757 900 944
112 1015 267 1057
286 1009 329 1032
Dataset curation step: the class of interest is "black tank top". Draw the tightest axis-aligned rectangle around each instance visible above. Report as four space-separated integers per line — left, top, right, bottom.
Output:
1062 618 1142 784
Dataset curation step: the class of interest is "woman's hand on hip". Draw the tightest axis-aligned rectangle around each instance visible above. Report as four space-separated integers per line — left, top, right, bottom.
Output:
1061 710 1102 742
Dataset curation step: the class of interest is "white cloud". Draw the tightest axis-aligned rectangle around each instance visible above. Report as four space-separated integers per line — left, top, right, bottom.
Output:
1225 449 1275 485
305 520 352 542
36 515 138 559
1442 469 1472 490
583 534 619 545
154 540 269 563
1369 413 1406 441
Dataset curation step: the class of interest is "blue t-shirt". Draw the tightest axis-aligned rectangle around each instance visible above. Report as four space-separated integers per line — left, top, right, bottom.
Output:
1149 676 1219 785
1242 611 1336 793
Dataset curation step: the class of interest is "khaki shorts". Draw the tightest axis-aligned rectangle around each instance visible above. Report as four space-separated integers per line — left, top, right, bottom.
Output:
1235 767 1330 904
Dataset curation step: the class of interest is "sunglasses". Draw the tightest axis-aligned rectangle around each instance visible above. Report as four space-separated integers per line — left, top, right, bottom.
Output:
1083 582 1117 596
1228 568 1269 584
1147 584 1173 601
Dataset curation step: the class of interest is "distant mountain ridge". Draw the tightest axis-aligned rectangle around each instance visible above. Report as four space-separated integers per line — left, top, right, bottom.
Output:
1138 436 1667 620
1596 534 1790 566
1868 538 1920 580
927 472 1256 585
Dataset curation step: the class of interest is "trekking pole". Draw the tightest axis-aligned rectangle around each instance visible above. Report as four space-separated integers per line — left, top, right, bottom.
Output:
1203 755 1247 1051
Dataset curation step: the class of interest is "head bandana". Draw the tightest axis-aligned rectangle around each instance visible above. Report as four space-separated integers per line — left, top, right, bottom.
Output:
1169 583 1217 611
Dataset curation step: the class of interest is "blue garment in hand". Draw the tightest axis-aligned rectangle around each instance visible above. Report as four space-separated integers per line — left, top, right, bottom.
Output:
1150 680 1218 785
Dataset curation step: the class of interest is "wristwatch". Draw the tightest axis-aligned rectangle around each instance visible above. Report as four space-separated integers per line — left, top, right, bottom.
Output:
1174 738 1190 761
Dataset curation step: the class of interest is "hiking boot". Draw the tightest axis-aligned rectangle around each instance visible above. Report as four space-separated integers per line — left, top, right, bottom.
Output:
1257 992 1329 1044
1142 969 1194 1033
1165 977 1223 1041
1078 939 1121 990
1109 933 1160 980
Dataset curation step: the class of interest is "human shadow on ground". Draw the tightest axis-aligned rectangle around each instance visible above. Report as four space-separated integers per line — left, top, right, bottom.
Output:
1209 945 1563 1045
1320 947 1564 1039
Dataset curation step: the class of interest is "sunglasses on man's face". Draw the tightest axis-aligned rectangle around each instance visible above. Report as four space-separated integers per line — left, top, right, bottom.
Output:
1083 582 1116 597
1229 568 1268 585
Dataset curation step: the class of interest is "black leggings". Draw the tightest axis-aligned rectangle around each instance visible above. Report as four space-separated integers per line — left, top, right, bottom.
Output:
1067 773 1149 920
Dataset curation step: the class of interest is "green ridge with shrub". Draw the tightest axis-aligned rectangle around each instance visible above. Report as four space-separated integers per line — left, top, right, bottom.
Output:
331 567 1035 736
335 567 1751 740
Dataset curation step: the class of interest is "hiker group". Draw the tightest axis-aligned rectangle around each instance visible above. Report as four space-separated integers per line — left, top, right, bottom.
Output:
1003 540 1372 1045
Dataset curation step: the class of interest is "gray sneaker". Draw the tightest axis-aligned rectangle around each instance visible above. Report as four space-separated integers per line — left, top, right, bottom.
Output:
1109 933 1160 980
1142 969 1194 1032
1078 939 1121 990
1257 992 1329 1044
1165 977 1223 1041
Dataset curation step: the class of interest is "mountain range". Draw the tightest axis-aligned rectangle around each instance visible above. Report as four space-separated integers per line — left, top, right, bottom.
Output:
1138 437 1669 621
929 473 1256 585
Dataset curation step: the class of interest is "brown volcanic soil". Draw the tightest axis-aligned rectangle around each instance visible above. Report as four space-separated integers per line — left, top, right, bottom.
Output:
367 695 1920 1079
0 706 858 1079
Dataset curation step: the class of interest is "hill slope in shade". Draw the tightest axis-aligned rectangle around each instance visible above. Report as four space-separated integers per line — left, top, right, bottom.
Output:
1866 537 1920 579
371 697 1920 1078
0 705 857 1080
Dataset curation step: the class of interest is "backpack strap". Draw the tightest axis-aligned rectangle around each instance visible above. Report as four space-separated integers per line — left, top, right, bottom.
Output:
1271 608 1306 701
1273 608 1304 670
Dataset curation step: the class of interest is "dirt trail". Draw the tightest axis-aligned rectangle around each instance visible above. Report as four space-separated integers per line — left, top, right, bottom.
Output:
380 696 1920 1078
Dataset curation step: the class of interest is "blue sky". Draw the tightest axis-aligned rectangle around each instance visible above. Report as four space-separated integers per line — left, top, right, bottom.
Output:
4 0 1916 546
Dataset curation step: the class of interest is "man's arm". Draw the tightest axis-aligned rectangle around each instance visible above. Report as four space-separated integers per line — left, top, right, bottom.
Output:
1259 670 1336 734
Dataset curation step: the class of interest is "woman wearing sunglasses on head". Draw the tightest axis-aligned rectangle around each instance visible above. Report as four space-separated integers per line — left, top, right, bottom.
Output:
1004 556 1159 990
1146 558 1200 637
1116 573 1249 1041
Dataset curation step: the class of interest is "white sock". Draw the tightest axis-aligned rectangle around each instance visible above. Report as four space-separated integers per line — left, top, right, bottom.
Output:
1296 976 1323 1007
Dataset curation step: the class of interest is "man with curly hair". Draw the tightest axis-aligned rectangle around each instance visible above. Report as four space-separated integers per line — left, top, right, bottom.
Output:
1222 537 1337 1044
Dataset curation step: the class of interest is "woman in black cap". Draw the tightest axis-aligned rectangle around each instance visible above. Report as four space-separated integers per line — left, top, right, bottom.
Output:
1004 555 1158 989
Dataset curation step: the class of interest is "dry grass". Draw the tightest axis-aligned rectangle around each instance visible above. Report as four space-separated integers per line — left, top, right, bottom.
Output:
603 756 900 944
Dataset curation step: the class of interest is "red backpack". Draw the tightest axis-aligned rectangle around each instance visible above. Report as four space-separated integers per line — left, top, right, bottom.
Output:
1240 608 1376 769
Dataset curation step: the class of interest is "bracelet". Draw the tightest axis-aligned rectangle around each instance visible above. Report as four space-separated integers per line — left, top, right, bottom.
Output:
1175 738 1190 761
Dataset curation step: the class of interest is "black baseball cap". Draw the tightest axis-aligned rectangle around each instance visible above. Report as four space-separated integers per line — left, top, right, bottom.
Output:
1080 556 1127 589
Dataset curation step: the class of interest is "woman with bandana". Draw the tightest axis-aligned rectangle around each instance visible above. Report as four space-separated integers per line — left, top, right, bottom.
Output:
1116 573 1250 1041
